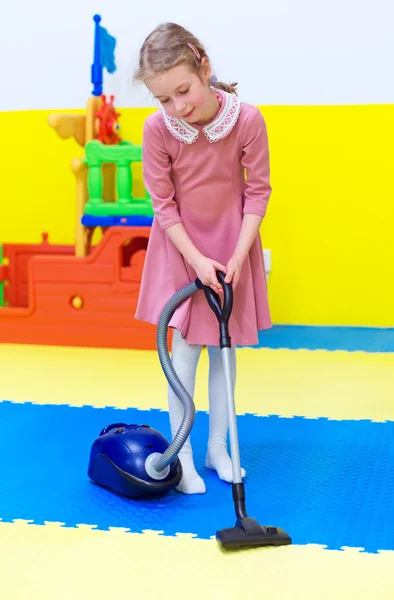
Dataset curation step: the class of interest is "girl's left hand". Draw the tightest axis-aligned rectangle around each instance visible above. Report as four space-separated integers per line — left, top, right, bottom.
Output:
224 255 244 290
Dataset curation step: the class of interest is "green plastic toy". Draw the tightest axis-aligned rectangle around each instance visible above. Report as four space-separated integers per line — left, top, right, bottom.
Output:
83 140 153 217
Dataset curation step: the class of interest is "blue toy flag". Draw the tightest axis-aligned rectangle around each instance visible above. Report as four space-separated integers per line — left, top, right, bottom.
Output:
99 24 116 74
91 14 117 96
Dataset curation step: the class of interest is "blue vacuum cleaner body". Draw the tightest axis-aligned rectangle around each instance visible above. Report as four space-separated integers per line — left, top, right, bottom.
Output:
88 423 182 498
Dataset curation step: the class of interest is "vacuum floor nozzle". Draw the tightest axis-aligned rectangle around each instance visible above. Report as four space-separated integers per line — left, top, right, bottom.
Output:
217 517 292 550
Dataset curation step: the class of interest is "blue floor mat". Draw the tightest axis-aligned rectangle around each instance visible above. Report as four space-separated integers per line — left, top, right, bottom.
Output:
256 325 394 352
1 401 393 553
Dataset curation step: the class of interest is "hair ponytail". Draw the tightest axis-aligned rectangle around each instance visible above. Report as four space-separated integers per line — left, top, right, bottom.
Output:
210 75 238 95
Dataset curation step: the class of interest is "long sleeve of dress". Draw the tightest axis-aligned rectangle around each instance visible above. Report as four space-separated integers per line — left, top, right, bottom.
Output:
142 118 183 230
240 108 272 218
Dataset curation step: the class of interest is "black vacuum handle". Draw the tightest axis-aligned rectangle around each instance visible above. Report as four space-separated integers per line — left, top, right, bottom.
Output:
196 270 233 348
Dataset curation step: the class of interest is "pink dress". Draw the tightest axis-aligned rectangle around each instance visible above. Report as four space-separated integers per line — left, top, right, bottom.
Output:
135 89 272 347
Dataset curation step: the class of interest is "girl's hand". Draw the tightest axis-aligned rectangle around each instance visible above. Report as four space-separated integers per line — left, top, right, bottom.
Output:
193 255 227 294
224 255 244 290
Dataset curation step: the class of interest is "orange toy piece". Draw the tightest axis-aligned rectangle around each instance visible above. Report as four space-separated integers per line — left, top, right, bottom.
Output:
95 94 121 145
48 96 102 148
2 233 74 308
0 227 160 350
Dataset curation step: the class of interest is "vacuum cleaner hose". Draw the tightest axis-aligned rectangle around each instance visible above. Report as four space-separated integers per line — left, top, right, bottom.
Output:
153 280 200 473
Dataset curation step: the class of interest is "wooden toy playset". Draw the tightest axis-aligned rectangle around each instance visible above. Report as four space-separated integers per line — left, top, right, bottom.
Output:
0 15 157 350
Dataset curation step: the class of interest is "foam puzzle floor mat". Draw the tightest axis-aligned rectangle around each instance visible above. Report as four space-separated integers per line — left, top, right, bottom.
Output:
0 401 393 553
1 330 394 599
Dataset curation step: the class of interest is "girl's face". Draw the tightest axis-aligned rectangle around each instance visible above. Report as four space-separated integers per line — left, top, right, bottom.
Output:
147 61 215 124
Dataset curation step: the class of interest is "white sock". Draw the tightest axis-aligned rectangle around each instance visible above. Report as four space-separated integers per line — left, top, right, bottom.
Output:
168 329 206 494
205 344 246 483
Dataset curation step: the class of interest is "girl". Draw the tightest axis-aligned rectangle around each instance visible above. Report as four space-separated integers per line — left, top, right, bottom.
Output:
134 23 272 494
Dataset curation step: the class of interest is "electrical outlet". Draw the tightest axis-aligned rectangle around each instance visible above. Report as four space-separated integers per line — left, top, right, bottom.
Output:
263 249 271 274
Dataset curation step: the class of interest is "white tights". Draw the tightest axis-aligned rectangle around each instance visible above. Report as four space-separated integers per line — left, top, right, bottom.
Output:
168 329 246 494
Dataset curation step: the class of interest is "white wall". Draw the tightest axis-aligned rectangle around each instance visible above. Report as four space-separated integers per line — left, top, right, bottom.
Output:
0 0 392 111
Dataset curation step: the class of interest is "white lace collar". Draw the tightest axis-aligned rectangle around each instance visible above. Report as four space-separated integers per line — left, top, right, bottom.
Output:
160 90 242 144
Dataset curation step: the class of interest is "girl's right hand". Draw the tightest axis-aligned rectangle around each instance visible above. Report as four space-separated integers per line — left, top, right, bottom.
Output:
193 255 227 294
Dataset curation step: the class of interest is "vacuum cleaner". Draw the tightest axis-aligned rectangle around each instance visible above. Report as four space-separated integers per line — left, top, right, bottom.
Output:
88 271 291 550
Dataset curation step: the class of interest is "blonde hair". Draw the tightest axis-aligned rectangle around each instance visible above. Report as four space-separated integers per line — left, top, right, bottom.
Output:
134 22 237 95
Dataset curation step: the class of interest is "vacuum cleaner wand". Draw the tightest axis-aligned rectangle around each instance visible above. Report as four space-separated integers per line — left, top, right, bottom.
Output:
201 271 292 550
